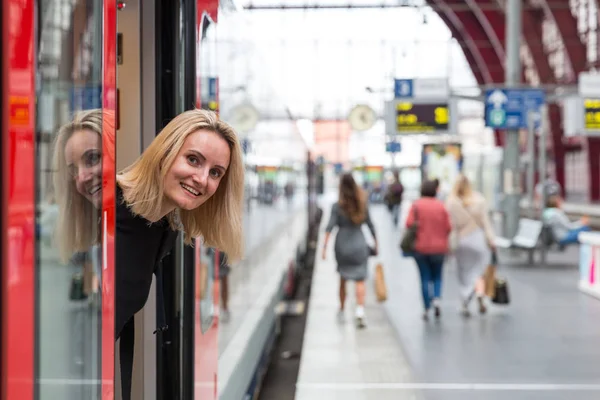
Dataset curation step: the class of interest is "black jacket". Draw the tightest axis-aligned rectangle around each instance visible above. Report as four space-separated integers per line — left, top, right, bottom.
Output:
115 185 179 399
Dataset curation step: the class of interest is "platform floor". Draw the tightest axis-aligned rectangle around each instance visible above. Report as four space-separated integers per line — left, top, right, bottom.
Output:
295 199 420 400
296 198 600 400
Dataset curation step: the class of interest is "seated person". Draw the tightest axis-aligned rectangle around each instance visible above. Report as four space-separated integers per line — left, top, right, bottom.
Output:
542 195 591 245
535 176 562 208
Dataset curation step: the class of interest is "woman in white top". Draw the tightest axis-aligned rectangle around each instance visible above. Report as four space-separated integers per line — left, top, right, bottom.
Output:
446 175 496 316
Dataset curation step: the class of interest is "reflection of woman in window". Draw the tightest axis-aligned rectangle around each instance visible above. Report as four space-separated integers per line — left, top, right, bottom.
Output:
53 108 110 296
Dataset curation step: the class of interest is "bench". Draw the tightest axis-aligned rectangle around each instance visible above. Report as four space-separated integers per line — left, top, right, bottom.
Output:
495 218 544 263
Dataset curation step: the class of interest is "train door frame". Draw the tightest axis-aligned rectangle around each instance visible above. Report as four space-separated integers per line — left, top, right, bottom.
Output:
154 0 198 398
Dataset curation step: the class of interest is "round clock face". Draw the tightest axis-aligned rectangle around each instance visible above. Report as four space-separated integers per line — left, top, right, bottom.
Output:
230 104 259 132
348 105 376 131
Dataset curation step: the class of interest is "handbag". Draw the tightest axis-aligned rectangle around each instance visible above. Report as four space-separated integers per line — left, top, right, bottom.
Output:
368 246 378 257
492 278 510 305
400 205 419 253
69 272 88 301
374 263 387 302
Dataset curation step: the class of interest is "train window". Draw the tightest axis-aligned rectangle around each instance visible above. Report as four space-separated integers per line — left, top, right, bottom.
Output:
196 17 218 334
35 0 104 398
197 245 216 333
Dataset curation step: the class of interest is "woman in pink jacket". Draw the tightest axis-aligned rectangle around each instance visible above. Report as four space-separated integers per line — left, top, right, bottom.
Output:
405 180 452 320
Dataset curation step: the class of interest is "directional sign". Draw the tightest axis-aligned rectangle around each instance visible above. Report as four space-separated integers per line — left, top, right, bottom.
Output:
485 89 545 129
394 79 413 98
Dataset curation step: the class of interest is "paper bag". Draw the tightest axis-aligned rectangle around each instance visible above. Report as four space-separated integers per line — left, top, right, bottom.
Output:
374 263 388 303
484 265 496 298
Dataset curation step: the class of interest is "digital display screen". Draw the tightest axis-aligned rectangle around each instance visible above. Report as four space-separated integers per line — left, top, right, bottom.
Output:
584 99 600 130
395 102 449 132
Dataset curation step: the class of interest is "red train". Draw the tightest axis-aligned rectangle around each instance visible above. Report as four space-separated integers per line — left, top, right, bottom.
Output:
2 0 229 398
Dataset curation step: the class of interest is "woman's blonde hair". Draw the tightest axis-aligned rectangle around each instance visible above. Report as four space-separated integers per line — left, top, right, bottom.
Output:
451 174 474 204
53 108 105 261
117 109 245 261
338 173 367 224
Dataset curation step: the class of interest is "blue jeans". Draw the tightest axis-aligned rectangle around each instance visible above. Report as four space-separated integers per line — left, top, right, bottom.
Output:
392 203 401 226
559 226 591 245
413 253 445 310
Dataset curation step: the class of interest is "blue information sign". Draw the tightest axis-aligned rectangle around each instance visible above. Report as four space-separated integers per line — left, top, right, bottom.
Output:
485 88 545 129
386 141 402 153
394 79 413 98
70 86 102 111
208 77 218 98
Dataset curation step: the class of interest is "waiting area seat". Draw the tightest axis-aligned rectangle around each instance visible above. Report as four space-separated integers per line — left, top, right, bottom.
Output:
495 218 543 250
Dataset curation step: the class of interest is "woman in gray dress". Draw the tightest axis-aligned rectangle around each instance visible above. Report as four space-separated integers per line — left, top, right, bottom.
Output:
322 173 378 328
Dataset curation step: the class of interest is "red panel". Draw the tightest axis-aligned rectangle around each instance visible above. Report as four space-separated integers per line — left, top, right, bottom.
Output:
2 0 35 399
102 0 117 398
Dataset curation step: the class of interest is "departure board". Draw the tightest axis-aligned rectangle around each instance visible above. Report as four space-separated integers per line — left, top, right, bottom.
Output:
584 99 600 130
395 102 450 132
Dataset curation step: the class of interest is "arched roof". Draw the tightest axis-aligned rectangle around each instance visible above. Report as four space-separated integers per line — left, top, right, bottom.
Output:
427 0 588 85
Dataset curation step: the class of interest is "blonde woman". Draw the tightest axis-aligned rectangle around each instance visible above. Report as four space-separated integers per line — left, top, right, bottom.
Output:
55 108 244 400
115 109 244 399
322 173 378 329
446 175 495 316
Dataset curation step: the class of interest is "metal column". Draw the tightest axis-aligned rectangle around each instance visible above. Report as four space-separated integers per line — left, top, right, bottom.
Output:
503 0 523 237
538 105 549 265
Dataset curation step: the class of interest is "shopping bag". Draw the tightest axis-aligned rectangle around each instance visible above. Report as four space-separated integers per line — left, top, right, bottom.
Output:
484 250 498 298
484 265 496 298
374 263 388 303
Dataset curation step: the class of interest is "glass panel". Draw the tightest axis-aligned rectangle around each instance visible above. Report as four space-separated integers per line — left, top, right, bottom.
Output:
35 0 103 398
196 18 218 334
197 243 216 334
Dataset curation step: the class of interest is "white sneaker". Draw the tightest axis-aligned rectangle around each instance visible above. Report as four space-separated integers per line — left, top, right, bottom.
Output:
355 306 366 328
337 310 345 323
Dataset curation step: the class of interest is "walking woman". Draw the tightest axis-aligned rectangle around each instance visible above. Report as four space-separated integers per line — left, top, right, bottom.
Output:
446 175 496 316
322 173 378 328
405 180 452 320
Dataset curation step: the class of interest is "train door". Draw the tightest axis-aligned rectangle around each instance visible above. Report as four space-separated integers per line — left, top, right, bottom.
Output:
2 1 116 400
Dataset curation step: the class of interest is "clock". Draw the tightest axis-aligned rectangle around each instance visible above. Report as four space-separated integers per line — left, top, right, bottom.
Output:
229 103 259 133
348 104 376 131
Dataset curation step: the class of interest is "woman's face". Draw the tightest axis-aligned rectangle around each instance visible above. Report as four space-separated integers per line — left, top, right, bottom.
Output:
64 129 103 209
163 129 231 212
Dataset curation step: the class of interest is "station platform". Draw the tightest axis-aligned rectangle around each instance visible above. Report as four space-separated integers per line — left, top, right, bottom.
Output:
295 199 600 400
